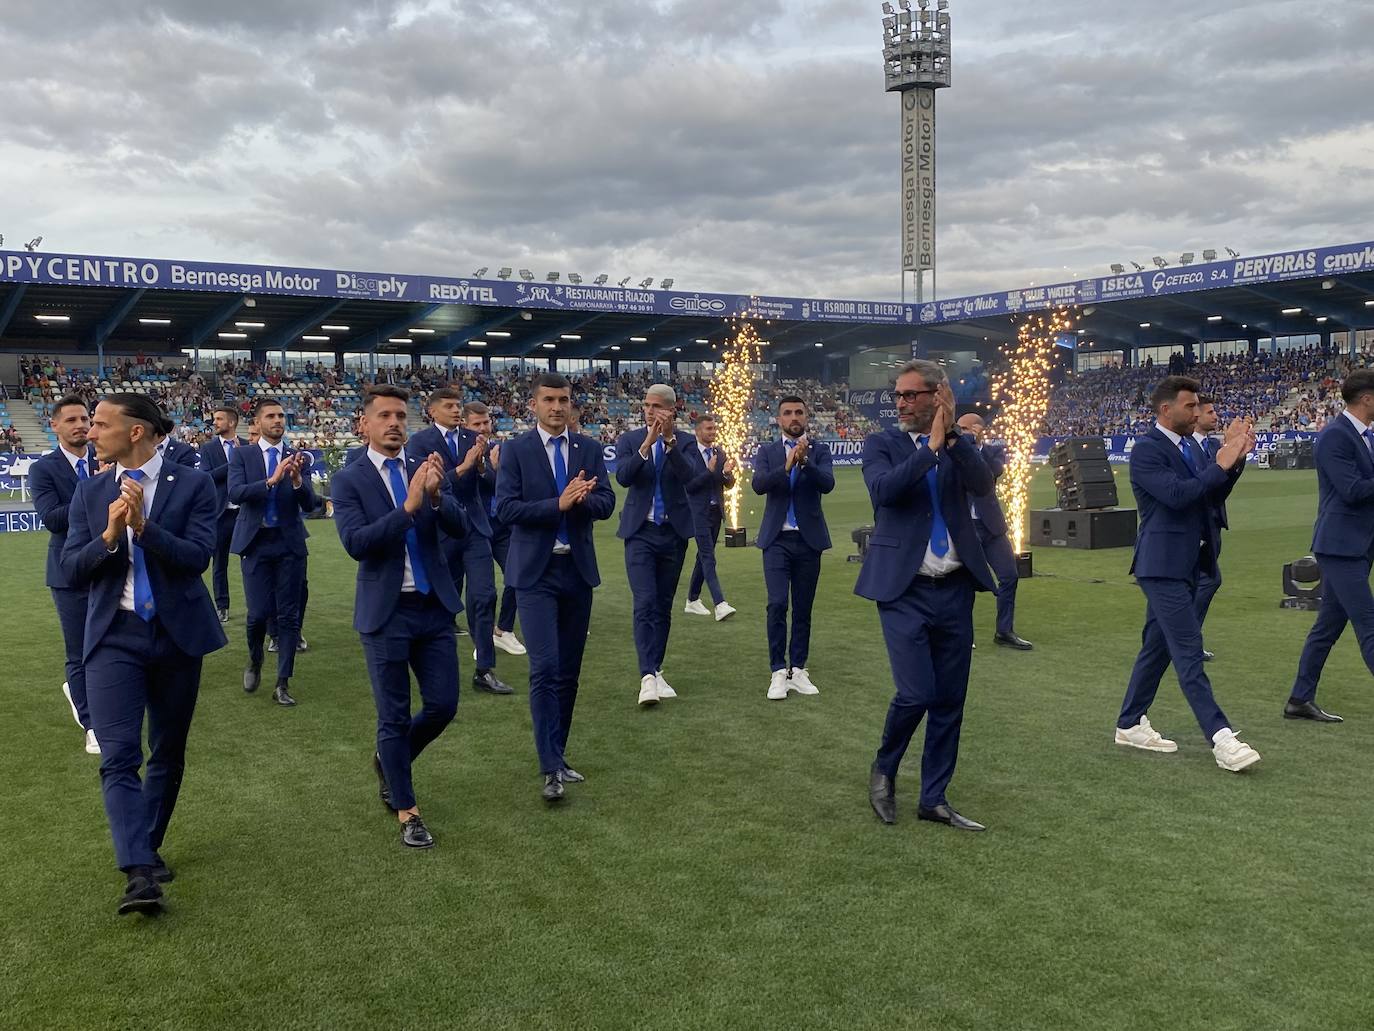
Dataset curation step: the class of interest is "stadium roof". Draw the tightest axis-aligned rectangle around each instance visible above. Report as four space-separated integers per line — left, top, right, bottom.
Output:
2 239 1372 370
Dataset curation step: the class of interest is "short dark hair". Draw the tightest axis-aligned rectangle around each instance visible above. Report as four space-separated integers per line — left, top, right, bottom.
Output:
533 373 571 392
1197 394 1214 407
1149 376 1200 411
51 394 88 420
213 404 240 424
695 413 717 424
364 385 410 410
100 393 163 435
427 386 462 408
252 396 284 418
1341 369 1374 404
461 400 490 417
778 395 807 410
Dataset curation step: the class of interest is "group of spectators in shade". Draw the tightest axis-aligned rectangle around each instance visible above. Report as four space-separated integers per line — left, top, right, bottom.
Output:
2 424 22 448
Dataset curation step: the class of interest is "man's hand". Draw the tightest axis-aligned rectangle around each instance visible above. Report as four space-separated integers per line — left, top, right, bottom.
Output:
642 415 662 453
266 454 291 486
708 450 721 471
659 412 677 448
287 453 305 488
722 456 737 476
488 443 501 471
456 435 487 476
402 456 432 515
121 476 146 534
928 386 955 451
1214 419 1251 471
558 470 595 511
102 496 129 549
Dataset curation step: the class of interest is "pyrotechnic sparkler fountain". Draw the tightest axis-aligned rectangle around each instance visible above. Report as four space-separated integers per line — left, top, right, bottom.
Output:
707 320 763 537
990 306 1075 555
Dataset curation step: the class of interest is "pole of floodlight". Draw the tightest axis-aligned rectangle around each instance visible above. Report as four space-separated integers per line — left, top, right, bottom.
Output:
882 0 951 305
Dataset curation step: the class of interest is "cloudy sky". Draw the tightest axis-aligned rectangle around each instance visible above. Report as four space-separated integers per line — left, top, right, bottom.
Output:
3 0 1371 302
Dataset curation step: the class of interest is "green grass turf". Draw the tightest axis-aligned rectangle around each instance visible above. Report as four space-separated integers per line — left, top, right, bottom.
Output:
2 465 1372 1030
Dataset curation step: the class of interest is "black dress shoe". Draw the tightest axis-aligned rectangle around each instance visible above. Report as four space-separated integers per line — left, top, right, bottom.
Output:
149 854 174 884
1202 649 1215 662
869 763 896 825
994 631 1034 651
542 772 565 803
217 608 229 624
917 803 986 832
373 752 394 810
560 766 585 784
272 680 297 707
117 867 164 915
243 666 261 694
401 814 434 849
1284 699 1343 723
473 670 514 695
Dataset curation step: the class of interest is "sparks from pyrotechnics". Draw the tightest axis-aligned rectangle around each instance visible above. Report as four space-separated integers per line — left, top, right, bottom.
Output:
990 306 1075 554
708 320 763 527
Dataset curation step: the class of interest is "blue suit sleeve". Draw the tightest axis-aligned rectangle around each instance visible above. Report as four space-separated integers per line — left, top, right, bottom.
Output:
495 446 561 528
1130 441 1227 510
60 485 123 586
331 471 416 560
751 445 787 494
862 433 938 508
615 432 653 488
30 461 69 535
1318 432 1374 505
574 446 617 523
227 448 269 505
137 476 217 574
799 443 835 494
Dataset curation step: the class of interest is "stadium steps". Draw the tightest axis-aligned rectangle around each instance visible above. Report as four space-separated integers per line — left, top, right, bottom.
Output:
5 399 50 450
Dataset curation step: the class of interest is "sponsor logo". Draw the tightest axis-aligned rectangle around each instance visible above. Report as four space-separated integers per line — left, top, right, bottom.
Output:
669 294 728 314
1079 279 1098 301
1322 244 1374 274
920 303 937 323
1005 290 1023 312
801 302 811 319
1150 269 1205 292
516 285 564 306
430 280 498 303
336 272 408 298
1232 251 1317 280
905 307 913 323
961 295 1000 316
1101 275 1144 293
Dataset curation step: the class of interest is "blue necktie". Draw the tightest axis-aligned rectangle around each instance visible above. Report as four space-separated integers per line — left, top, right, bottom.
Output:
784 441 800 529
1179 438 1197 474
123 470 156 621
384 458 430 594
1363 429 1374 458
652 439 666 524
76 458 88 480
552 437 570 546
264 447 280 526
917 436 949 557
706 448 718 506
445 429 459 461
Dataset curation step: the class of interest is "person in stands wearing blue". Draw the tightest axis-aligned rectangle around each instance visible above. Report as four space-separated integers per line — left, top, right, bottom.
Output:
228 398 316 707
859 361 994 832
62 393 226 915
198 405 248 624
1284 368 1374 724
462 400 527 657
615 384 696 707
1116 375 1261 772
496 373 616 803
752 396 834 700
406 387 511 695
681 413 738 623
31 394 101 755
331 386 469 849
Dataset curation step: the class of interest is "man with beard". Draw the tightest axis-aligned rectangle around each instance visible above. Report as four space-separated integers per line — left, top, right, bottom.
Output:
198 405 248 623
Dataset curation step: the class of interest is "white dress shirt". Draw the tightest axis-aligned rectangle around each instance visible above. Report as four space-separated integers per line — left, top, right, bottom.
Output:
113 452 164 611
908 431 963 577
1342 409 1371 455
367 447 417 591
537 425 573 554
58 443 89 477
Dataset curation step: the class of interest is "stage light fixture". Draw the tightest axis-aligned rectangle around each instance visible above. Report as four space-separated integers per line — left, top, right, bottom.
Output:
568 274 582 285
1151 256 1168 268
594 274 608 285
473 267 488 277
546 272 560 283
618 277 632 287
1202 249 1217 261
1180 252 1195 265
638 277 654 288
1110 263 1125 274
660 278 674 289
497 267 512 279
518 269 533 281
1131 262 1145 271
1225 247 1239 258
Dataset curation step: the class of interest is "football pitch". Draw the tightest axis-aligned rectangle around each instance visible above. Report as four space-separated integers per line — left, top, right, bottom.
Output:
2 465 1370 1030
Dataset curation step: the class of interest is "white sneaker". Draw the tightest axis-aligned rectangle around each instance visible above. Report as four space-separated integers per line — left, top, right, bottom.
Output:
655 671 677 699
683 599 710 616
493 630 527 656
1114 716 1178 752
61 682 82 728
1212 728 1261 772
790 667 819 695
767 669 790 700
84 729 101 755
714 601 737 621
638 674 659 706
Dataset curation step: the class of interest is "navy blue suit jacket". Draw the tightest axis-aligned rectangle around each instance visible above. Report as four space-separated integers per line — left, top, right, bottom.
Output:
1195 434 1244 536
160 438 200 468
1128 427 1231 579
31 446 95 589
495 429 616 589
751 438 835 552
681 441 734 524
227 442 318 554
198 435 248 511
614 427 695 540
406 423 492 538
61 463 228 660
970 443 1010 536
853 429 995 602
345 445 368 467
330 452 469 634
1311 414 1374 558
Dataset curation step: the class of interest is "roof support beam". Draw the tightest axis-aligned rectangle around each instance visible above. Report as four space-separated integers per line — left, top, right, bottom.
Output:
260 299 346 353
343 303 443 353
183 296 248 351
1239 285 1369 328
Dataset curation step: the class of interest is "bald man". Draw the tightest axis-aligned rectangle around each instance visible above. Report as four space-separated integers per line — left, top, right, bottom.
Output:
956 414 1032 650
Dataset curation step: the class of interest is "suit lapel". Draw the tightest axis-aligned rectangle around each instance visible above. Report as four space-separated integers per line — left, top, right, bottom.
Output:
1151 428 1193 478
530 431 558 495
148 466 179 525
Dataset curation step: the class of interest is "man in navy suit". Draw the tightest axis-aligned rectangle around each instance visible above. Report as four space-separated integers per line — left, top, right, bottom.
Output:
956 413 1033 650
1116 375 1261 772
331 386 469 849
1284 369 1374 723
681 414 738 622
615 384 695 706
406 387 510 695
155 428 199 468
1191 394 1242 661
752 396 834 700
859 361 994 831
463 401 526 657
496 373 616 802
62 393 227 914
198 405 248 623
228 398 317 707
31 394 101 754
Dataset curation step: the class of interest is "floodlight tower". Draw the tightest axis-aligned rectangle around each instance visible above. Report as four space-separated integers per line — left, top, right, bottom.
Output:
882 0 951 303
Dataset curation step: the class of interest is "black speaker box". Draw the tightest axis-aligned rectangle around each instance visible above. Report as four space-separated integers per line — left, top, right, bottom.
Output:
1049 437 1108 464
1029 507 1137 549
1057 481 1120 510
1053 460 1115 485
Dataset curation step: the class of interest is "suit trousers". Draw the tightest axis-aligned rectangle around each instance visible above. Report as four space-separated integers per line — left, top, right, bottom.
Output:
241 529 305 680
1119 575 1229 739
51 586 91 729
688 505 726 605
1290 553 1374 703
518 555 592 774
762 532 822 672
975 520 1019 635
873 570 975 808
266 567 309 640
85 611 202 870
452 533 498 668
624 521 689 676
212 508 237 610
489 523 519 634
359 592 459 812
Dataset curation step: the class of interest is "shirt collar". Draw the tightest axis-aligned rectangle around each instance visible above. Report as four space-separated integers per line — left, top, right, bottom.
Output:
367 446 404 472
58 444 88 472
1191 431 1207 444
258 437 284 455
434 420 458 435
1154 422 1184 446
1342 409 1369 434
538 425 568 448
116 451 164 483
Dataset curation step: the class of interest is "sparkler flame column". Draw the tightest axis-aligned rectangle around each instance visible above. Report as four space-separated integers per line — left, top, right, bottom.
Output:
990 306 1075 554
708 322 763 529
